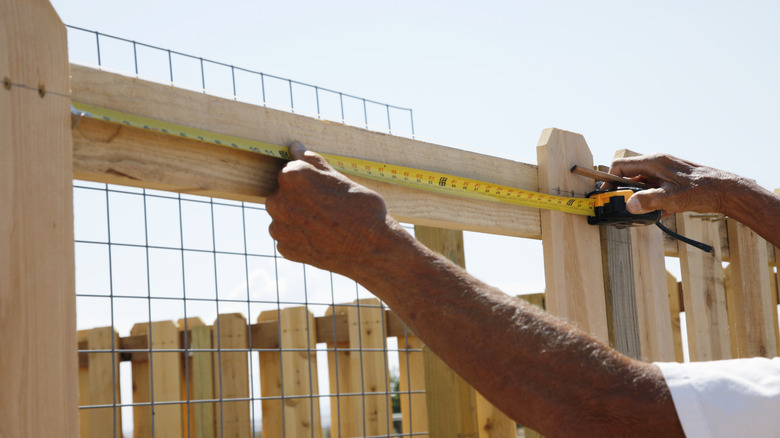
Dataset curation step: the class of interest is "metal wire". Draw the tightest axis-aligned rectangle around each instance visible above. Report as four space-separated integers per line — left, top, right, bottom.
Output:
70 23 423 437
66 24 415 136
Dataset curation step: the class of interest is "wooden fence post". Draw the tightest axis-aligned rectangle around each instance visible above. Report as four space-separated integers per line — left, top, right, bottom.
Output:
213 313 251 438
0 1 77 436
178 317 216 438
131 320 184 437
726 220 778 358
536 128 609 342
676 213 731 361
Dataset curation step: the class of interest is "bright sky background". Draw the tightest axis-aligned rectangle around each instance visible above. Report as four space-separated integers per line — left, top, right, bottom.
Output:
53 1 780 297
52 0 780 432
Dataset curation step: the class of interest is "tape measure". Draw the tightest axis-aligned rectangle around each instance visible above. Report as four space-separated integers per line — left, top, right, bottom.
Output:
71 102 597 216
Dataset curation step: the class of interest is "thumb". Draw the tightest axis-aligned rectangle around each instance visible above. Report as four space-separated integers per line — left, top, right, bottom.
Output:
626 188 667 214
289 141 330 171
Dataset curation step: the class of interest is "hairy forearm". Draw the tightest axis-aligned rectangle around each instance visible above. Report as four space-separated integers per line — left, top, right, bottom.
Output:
349 220 683 437
721 177 780 247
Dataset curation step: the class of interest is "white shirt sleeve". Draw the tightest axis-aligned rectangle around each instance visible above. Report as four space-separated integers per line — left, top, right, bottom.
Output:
654 357 780 438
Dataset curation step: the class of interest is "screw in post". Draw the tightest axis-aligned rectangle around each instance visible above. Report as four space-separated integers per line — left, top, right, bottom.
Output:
2 77 11 90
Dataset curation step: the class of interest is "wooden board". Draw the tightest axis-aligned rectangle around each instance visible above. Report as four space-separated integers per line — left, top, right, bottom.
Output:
398 335 428 437
676 213 731 361
87 327 123 438
279 306 323 438
621 163 675 362
665 273 685 363
77 331 92 438
131 321 183 437
73 116 283 203
726 220 778 358
212 313 251 438
598 149 673 362
258 310 283 437
599 226 641 358
178 317 216 438
324 305 360 438
70 65 542 238
0 1 77 437
348 298 392 437
536 128 609 342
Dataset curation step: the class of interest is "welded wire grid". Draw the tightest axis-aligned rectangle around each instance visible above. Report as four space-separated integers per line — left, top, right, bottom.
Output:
71 26 425 437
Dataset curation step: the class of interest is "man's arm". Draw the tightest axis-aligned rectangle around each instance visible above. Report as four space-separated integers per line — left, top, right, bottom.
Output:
266 142 684 437
609 153 780 247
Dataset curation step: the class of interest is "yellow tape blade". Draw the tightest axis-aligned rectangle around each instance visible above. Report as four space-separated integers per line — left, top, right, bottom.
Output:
72 102 596 216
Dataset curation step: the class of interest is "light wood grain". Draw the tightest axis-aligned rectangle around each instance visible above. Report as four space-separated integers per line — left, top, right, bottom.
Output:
258 310 283 437
279 306 323 438
131 321 183 437
77 331 92 438
676 213 731 361
726 220 778 358
212 313 251 438
87 327 123 438
612 149 674 362
536 128 609 342
70 65 542 238
398 335 428 437
178 317 216 438
324 305 360 438
348 298 392 437
600 226 641 358
665 273 685 363
0 1 77 437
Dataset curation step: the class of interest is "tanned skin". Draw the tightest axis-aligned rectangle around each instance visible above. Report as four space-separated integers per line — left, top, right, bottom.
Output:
266 142 780 437
608 153 780 248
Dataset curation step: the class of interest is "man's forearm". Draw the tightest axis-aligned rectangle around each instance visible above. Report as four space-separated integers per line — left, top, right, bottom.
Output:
348 221 684 437
722 177 780 247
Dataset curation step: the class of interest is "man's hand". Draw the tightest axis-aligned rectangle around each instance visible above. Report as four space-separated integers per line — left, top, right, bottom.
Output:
265 141 403 277
607 153 742 217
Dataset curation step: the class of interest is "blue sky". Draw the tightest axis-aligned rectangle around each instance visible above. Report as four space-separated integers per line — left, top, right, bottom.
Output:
55 0 780 325
54 1 780 432
55 0 780 296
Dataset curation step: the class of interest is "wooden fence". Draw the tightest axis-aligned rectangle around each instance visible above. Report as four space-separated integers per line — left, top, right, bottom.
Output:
2 1 779 437
77 300 423 437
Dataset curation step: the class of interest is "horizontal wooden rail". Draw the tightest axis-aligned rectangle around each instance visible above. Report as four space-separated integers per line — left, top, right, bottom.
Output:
70 64 542 238
78 309 408 367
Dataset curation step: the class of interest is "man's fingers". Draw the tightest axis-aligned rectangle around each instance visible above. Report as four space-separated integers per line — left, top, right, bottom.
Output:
626 188 669 214
289 140 331 171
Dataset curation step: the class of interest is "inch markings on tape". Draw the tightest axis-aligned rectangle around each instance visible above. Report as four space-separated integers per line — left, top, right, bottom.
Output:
72 102 596 216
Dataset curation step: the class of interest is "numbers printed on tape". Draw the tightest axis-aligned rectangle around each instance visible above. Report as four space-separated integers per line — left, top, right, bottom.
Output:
73 102 596 216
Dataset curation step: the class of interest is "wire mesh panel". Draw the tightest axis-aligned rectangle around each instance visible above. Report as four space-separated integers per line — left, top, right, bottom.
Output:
69 26 426 438
75 183 428 437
